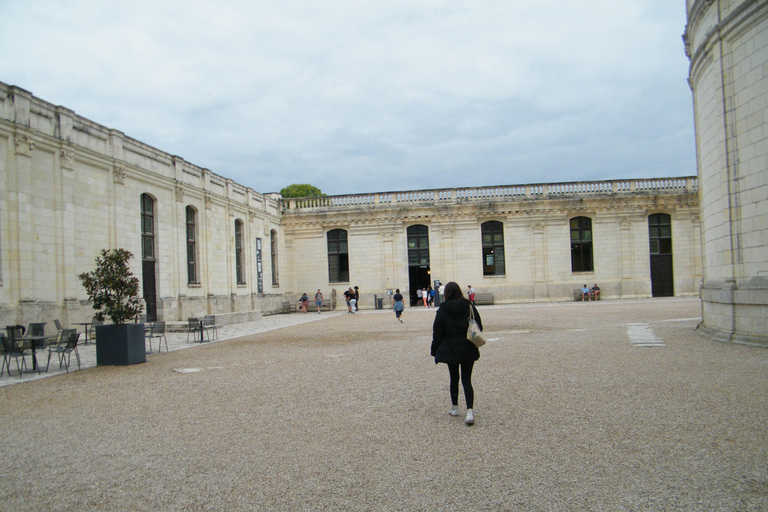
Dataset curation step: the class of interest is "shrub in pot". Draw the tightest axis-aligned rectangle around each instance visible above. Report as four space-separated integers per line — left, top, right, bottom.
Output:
79 248 146 365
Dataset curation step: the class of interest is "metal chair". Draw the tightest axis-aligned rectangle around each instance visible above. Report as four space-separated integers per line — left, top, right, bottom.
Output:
45 330 80 373
2 326 29 378
203 315 218 340
186 318 208 343
146 322 168 352
87 317 103 344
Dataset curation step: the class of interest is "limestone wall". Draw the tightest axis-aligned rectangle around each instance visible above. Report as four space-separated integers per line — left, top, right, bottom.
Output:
686 0 768 345
0 83 284 326
281 181 702 305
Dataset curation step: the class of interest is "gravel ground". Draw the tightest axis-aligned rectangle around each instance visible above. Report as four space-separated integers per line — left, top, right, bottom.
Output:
1 298 767 511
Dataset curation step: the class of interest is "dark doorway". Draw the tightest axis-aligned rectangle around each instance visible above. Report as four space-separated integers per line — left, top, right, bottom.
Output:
407 225 430 306
142 260 157 321
649 213 674 297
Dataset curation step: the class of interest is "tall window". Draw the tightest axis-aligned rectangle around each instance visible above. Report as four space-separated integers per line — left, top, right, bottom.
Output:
570 216 594 272
235 220 245 285
648 213 672 255
482 221 505 275
327 229 349 283
407 225 430 266
141 194 154 260
186 206 198 284
270 229 279 286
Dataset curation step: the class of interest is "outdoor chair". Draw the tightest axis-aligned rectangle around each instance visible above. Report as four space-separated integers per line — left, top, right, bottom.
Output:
46 329 80 373
203 315 218 340
186 318 208 343
88 317 103 343
2 326 29 378
146 321 168 352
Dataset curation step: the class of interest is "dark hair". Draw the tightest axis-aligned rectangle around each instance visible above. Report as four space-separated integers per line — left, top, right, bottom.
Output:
396 288 400 293
443 282 464 302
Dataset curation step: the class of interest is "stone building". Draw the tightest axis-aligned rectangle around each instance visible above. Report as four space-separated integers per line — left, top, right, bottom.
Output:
1 80 702 327
685 0 768 345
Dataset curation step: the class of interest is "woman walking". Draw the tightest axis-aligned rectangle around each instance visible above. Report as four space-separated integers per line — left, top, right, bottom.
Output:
393 288 405 323
430 281 482 425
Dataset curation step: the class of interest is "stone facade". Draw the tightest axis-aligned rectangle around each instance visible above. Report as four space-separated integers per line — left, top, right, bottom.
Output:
685 0 768 346
1 81 702 327
281 181 702 307
0 83 284 327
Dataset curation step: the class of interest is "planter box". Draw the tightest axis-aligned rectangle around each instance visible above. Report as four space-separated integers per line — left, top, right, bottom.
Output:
95 323 147 366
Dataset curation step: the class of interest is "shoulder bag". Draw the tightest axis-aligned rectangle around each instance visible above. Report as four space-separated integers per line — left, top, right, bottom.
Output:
467 305 486 347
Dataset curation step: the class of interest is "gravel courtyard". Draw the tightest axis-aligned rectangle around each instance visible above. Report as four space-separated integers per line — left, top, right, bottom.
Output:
1 298 766 511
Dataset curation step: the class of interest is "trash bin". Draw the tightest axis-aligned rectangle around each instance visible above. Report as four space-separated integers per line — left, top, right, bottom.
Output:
374 296 383 310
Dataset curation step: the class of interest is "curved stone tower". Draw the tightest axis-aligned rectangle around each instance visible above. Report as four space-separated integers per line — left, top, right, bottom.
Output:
685 0 768 346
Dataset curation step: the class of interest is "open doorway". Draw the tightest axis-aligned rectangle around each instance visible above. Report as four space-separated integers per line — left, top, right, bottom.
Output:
407 225 430 306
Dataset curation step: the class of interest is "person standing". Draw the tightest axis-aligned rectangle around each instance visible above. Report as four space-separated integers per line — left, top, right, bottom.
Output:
416 287 423 306
315 289 324 313
354 286 360 311
344 287 355 313
467 285 476 305
427 286 434 307
439 283 445 302
422 288 428 307
393 288 405 323
431 281 482 426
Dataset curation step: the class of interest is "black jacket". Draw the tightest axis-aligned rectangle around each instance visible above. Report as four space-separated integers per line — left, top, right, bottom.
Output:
431 298 482 364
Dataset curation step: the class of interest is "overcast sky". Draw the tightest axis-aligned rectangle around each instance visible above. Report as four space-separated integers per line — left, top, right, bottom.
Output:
1 1 695 196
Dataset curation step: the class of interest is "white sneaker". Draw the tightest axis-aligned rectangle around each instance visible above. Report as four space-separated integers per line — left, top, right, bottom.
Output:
465 409 475 426
448 405 459 416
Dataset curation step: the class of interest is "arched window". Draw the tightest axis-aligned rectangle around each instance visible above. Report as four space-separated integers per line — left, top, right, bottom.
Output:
235 220 245 285
186 206 198 284
482 221 505 275
327 229 349 283
270 229 279 286
570 216 594 272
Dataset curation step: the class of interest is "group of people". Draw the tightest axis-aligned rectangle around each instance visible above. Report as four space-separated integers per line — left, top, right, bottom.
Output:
298 287 361 313
580 283 601 301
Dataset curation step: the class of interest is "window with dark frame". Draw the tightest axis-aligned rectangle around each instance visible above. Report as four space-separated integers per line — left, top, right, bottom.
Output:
482 221 505 275
186 206 198 284
648 213 672 255
141 194 154 260
235 220 245 285
407 225 430 266
570 216 594 272
327 229 349 283
270 229 279 286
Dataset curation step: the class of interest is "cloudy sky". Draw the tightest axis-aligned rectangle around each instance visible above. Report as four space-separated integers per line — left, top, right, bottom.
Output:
1 1 695 196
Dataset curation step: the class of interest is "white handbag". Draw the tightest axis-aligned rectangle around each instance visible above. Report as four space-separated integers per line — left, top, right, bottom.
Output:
467 305 486 347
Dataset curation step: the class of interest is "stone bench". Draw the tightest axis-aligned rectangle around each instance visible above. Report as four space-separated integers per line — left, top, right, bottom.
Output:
473 293 494 305
573 289 600 301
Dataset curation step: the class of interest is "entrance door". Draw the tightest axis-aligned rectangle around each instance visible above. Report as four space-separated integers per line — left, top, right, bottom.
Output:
407 225 430 306
141 194 158 321
649 213 674 297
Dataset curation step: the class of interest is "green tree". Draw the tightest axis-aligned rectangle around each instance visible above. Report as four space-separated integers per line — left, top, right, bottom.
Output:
280 184 324 198
79 248 144 325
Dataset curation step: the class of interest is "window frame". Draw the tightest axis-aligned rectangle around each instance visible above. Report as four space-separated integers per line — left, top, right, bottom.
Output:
235 219 245 285
481 220 506 276
327 228 349 283
185 206 198 284
570 216 594 273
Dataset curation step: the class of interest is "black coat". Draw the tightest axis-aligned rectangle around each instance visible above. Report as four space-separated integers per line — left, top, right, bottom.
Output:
431 298 482 364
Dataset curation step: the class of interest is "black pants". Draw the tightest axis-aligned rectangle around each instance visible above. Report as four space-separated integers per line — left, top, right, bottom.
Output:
447 361 475 409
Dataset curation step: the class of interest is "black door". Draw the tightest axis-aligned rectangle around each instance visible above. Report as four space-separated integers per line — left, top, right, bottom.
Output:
649 214 674 297
142 260 157 321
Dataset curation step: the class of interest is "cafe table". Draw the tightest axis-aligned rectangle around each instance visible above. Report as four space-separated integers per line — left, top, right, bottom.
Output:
73 321 93 344
16 334 49 371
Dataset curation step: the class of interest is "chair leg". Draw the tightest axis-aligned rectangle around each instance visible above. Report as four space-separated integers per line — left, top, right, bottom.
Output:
45 351 53 373
74 348 81 370
162 335 168 352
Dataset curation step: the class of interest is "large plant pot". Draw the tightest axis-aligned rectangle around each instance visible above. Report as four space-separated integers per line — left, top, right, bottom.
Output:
95 323 147 366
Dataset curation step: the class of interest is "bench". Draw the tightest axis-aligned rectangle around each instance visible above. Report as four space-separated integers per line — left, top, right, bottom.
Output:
573 289 600 301
473 293 494 305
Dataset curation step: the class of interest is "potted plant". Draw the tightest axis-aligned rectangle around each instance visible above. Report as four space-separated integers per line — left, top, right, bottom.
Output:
79 248 146 365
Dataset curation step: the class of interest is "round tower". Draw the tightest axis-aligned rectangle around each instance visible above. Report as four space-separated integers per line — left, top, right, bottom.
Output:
685 0 768 345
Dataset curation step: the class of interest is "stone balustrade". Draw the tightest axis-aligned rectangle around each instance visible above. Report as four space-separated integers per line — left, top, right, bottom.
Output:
282 177 698 211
